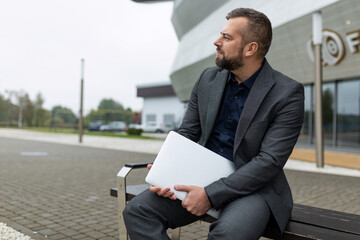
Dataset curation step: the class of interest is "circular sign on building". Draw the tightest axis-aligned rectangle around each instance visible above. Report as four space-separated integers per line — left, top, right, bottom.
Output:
307 29 346 66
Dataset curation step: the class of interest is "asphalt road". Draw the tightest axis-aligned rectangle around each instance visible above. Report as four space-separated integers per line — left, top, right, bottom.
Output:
0 137 359 240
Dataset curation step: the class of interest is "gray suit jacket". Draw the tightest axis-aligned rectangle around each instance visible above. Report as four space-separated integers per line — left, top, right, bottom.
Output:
177 59 304 233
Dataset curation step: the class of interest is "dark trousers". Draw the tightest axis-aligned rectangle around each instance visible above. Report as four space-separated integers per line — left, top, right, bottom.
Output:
123 190 271 240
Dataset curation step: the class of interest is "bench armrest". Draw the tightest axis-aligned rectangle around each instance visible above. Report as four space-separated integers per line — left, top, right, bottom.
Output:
124 162 153 169
116 162 152 240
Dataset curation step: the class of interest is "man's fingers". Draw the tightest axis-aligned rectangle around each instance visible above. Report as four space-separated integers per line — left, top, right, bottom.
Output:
160 188 175 198
163 191 175 198
181 201 195 215
147 164 152 170
158 187 171 195
174 185 192 192
149 186 175 199
149 185 160 192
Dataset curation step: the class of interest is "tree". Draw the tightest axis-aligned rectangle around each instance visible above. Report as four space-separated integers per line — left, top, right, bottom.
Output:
33 93 46 127
98 98 124 111
0 91 19 126
0 90 51 128
51 105 76 127
0 94 5 121
5 90 27 128
85 99 134 126
22 93 34 127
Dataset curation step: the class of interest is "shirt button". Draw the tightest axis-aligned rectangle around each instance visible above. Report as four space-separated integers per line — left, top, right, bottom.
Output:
220 149 224 152
234 96 238 99
227 117 231 120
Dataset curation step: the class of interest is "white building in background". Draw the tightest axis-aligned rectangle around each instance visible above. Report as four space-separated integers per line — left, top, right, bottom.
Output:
137 82 186 132
135 0 360 151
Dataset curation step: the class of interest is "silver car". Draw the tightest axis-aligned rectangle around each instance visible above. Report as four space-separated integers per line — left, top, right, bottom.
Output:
100 121 127 132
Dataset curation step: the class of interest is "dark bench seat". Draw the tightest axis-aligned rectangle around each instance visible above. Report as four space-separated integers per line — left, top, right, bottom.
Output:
111 163 360 240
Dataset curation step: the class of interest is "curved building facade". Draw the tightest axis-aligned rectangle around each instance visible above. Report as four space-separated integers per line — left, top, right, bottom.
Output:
135 0 360 153
169 0 360 152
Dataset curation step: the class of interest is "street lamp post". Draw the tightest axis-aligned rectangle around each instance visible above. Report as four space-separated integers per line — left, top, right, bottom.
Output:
313 12 324 168
79 59 85 143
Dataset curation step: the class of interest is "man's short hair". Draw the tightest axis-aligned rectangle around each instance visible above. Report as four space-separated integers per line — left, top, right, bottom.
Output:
226 8 272 58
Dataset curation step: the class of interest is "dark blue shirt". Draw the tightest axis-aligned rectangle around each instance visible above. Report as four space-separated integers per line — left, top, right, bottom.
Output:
205 67 262 161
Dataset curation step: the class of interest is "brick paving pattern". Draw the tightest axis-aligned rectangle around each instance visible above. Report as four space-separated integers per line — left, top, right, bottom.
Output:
0 136 359 239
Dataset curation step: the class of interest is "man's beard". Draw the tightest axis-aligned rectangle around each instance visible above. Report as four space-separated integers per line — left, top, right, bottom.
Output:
215 47 244 70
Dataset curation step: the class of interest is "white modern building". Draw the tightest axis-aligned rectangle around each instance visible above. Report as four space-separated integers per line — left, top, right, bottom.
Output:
136 0 360 153
137 82 186 132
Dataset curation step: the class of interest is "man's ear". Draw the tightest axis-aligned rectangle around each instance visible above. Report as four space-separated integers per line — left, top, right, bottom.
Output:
244 42 258 57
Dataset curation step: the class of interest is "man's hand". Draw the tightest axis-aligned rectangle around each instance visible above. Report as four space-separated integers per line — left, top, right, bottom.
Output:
147 164 177 200
174 185 211 216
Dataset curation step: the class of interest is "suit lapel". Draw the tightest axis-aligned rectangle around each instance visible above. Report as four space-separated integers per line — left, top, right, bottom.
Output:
233 60 275 152
204 69 228 142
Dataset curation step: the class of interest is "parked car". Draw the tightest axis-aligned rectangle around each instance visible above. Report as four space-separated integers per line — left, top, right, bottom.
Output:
100 121 127 132
88 120 104 131
141 122 172 133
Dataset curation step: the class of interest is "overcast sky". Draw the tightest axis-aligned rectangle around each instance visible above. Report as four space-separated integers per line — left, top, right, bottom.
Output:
0 0 178 114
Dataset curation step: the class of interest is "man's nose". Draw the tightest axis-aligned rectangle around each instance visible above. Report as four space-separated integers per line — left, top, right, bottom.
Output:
213 37 222 47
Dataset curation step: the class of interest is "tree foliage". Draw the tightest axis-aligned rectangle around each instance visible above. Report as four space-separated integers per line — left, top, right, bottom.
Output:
0 92 135 129
50 105 77 128
85 98 134 125
0 90 76 128
98 98 124 111
33 93 47 127
0 93 18 126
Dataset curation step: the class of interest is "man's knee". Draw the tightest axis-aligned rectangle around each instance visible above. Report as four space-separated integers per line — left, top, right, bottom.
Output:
208 194 271 240
208 218 236 240
208 219 264 240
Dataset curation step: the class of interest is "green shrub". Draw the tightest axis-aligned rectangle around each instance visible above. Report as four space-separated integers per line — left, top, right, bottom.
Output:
127 128 143 136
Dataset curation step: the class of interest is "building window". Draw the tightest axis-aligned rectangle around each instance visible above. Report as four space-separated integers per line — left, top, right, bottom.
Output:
298 85 313 144
322 83 335 146
337 79 360 148
163 114 175 128
146 114 156 123
298 78 360 150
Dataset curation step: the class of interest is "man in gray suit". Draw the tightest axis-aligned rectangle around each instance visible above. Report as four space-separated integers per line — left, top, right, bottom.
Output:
123 8 304 240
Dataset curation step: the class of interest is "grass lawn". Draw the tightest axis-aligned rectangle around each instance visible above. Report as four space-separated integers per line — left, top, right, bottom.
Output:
7 127 154 140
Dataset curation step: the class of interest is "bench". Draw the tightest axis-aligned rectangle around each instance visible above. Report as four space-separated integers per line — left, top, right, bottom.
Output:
110 162 360 240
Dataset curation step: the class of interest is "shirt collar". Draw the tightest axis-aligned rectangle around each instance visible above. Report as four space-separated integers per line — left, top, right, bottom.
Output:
227 60 265 89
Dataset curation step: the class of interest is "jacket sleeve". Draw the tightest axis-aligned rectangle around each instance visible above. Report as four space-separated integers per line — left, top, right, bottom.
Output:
205 82 304 210
176 69 208 143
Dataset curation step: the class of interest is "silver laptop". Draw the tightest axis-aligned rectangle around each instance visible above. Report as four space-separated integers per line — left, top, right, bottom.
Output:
145 131 236 218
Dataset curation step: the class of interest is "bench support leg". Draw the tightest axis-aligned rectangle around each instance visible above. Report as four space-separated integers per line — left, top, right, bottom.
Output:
171 228 181 240
116 164 182 240
117 166 132 240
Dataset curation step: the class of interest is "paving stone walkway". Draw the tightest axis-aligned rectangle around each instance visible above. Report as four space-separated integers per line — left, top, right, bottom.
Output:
0 129 359 239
